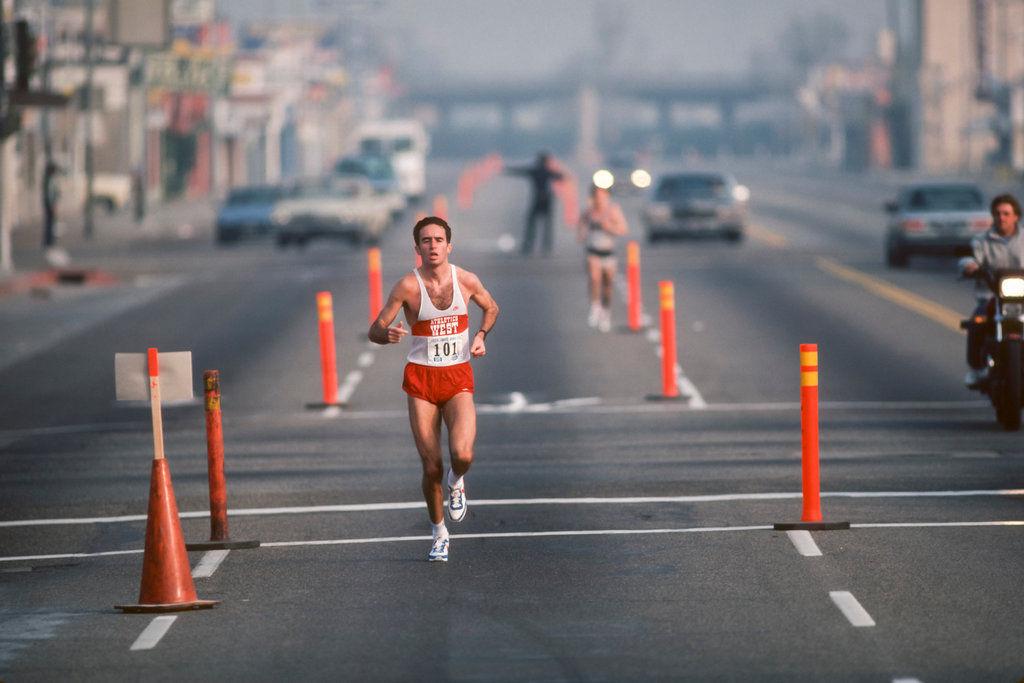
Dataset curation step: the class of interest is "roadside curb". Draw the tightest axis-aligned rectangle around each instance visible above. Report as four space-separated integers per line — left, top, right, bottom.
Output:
0 267 121 298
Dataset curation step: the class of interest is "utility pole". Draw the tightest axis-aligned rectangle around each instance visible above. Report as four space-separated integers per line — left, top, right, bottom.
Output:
83 0 95 238
1 12 10 273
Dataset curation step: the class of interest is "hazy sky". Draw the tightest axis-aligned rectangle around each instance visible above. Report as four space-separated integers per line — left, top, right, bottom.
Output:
381 0 889 79
225 1 889 81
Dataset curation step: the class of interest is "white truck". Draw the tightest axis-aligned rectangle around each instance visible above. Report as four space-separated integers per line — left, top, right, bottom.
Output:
353 119 429 201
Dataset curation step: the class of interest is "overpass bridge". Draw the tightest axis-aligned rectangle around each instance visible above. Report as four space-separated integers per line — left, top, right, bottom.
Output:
392 75 795 159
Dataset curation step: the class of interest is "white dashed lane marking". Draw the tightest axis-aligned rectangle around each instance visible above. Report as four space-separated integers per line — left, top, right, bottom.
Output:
130 616 177 651
829 591 876 627
786 530 822 557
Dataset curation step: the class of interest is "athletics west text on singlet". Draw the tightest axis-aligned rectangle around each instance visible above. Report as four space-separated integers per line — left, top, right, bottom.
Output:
407 264 471 367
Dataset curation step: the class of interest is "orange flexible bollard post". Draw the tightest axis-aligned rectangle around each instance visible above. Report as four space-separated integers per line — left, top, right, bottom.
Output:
433 194 448 221
773 344 849 531
315 292 339 407
186 371 259 551
800 344 822 522
368 247 383 325
627 241 642 331
659 281 678 398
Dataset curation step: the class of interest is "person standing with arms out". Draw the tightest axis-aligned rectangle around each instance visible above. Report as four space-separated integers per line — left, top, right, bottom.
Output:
368 216 499 562
505 151 565 254
578 184 628 332
959 193 1024 386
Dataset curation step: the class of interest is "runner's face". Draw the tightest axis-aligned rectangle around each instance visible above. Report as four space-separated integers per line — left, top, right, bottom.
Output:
993 203 1019 237
416 224 451 264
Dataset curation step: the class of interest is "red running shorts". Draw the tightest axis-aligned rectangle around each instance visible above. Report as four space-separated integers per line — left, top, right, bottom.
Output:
402 362 474 405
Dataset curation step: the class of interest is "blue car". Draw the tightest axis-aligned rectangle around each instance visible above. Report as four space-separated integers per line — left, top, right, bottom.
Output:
215 184 290 244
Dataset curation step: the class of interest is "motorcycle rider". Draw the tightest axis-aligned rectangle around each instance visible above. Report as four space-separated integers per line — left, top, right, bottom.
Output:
959 193 1024 387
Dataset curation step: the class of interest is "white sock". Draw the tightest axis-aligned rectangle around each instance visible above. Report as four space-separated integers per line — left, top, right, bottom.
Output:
447 468 464 490
432 521 448 539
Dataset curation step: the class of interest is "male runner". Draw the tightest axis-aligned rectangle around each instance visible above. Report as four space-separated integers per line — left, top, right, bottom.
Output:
368 216 499 561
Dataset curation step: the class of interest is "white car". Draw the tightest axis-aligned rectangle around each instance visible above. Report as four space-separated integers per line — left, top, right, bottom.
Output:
272 176 392 247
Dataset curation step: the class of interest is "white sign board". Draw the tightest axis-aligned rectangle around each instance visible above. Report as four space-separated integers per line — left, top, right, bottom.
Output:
115 351 194 402
111 0 171 48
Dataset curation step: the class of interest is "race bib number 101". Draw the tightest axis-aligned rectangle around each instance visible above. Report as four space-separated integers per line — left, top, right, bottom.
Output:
428 334 462 366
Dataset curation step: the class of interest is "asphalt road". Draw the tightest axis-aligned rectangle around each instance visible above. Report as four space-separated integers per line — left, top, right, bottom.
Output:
1 159 1022 682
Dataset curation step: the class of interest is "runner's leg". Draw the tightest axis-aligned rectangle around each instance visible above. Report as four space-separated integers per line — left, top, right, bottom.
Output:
600 265 614 309
407 395 445 524
442 392 476 478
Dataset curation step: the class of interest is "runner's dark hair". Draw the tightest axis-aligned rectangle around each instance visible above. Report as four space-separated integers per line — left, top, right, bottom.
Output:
413 216 451 243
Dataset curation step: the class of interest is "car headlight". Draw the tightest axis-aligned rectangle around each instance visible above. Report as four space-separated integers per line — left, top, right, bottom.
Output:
630 169 651 189
999 276 1024 299
732 185 750 202
592 169 614 189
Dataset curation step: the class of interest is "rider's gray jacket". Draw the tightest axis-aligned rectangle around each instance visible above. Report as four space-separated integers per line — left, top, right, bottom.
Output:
959 225 1024 300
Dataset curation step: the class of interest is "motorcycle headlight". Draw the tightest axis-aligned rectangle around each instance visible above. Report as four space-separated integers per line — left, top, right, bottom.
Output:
999 276 1024 299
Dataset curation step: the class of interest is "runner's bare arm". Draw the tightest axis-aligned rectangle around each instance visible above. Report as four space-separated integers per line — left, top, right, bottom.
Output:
368 276 416 345
459 269 499 357
606 204 629 235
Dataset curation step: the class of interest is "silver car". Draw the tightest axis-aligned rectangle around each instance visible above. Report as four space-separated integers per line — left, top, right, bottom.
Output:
273 175 392 247
884 183 990 267
642 172 749 243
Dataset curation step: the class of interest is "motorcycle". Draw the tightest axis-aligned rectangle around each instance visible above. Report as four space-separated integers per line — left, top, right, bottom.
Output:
961 268 1024 430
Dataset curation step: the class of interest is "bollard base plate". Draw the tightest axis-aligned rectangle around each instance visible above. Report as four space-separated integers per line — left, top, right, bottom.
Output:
186 539 260 551
773 521 850 531
305 402 347 410
644 394 690 402
116 599 220 613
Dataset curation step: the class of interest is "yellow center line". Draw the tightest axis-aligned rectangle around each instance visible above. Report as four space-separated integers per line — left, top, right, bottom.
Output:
815 257 963 333
747 223 789 247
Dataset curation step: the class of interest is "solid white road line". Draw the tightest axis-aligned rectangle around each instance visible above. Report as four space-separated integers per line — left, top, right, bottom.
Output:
130 616 177 651
6 520 1024 564
191 549 230 579
786 530 822 557
829 591 876 627
3 490 1023 528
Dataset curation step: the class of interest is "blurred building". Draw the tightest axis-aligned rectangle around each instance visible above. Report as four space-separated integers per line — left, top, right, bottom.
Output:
890 0 1024 174
1 0 358 247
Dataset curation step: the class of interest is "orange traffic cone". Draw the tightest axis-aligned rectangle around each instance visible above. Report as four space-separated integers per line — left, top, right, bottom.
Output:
116 459 220 612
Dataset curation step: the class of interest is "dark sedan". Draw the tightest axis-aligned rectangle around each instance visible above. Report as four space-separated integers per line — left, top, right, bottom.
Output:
642 172 749 243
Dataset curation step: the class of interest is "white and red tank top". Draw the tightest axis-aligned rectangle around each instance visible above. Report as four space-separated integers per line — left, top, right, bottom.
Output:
407 264 471 367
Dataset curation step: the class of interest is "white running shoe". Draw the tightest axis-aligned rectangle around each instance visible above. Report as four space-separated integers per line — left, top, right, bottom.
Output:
588 304 602 328
428 536 449 562
598 308 611 333
447 480 467 522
